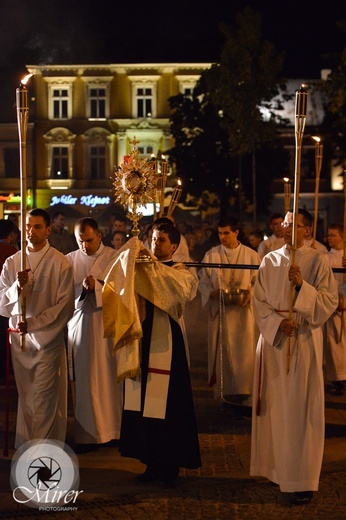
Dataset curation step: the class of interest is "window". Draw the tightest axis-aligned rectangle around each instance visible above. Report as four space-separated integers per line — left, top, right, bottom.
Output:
44 78 74 120
176 75 200 99
83 78 112 120
138 145 154 157
183 87 193 98
90 146 106 179
4 148 19 178
136 87 153 118
89 88 106 119
51 147 69 178
52 88 68 119
128 76 160 118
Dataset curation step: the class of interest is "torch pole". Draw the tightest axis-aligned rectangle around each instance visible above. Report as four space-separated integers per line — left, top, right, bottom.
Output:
343 161 346 286
312 138 323 248
16 80 30 351
287 85 308 374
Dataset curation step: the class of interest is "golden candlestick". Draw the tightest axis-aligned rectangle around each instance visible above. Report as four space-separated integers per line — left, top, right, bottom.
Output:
283 177 291 214
288 85 308 374
16 74 32 351
167 179 183 218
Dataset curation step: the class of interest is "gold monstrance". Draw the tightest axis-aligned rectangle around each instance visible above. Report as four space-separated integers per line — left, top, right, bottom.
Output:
113 137 156 237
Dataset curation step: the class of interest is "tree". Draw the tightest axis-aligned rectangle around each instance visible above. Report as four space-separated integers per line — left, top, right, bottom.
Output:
318 22 346 168
167 7 289 220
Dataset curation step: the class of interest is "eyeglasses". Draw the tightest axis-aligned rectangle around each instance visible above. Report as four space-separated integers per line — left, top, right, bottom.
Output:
281 222 307 229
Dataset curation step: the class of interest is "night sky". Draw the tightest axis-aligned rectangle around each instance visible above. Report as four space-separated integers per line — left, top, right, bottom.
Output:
0 0 345 120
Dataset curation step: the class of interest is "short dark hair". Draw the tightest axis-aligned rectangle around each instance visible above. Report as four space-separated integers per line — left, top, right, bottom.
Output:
152 217 174 227
249 229 264 240
111 230 127 240
218 215 238 231
75 217 99 233
112 214 126 223
270 213 284 223
328 223 343 235
29 208 51 228
52 212 66 220
153 223 181 246
298 208 312 227
0 219 16 239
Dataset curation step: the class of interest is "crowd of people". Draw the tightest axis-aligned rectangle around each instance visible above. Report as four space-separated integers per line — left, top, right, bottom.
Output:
0 205 344 505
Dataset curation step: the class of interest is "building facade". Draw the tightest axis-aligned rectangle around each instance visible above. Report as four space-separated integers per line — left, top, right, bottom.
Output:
0 63 210 226
0 64 343 233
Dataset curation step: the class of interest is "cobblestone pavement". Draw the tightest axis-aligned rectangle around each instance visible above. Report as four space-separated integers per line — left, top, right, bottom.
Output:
1 295 346 519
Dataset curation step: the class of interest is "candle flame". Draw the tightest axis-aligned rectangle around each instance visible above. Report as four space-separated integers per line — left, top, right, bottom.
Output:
177 178 182 186
312 135 321 143
283 177 289 183
21 74 33 86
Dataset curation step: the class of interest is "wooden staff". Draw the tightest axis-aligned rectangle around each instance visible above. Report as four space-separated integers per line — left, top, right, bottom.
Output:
312 137 323 247
287 85 308 374
343 160 346 260
16 75 31 351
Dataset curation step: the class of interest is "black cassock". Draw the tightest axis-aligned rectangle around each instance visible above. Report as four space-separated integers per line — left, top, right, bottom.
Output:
119 298 201 471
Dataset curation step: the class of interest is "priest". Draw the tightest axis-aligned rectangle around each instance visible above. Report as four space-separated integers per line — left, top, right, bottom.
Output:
102 223 201 484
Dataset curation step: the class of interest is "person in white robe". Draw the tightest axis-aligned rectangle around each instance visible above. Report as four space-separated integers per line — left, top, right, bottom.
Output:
250 209 338 505
304 224 327 253
324 223 346 393
198 216 260 401
257 213 284 260
67 218 123 452
0 208 74 448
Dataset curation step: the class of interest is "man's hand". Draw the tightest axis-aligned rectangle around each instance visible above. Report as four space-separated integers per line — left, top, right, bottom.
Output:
16 269 31 290
82 275 95 292
17 319 27 336
288 263 303 288
279 318 298 337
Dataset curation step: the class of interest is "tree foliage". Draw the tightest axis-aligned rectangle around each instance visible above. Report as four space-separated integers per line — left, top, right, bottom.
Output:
167 7 290 217
318 24 346 166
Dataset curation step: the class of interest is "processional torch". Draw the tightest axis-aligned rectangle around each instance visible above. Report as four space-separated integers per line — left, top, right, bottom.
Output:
16 74 32 351
167 179 182 218
283 177 291 214
343 160 346 262
312 136 323 248
287 85 308 374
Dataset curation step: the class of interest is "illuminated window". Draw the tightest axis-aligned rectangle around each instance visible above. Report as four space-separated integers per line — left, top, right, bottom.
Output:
90 146 106 179
138 145 154 156
51 147 69 178
136 87 153 118
44 78 74 120
89 88 106 119
82 78 112 120
128 76 159 118
52 89 69 119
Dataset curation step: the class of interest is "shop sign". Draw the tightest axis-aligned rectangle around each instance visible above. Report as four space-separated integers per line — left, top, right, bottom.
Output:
50 194 111 208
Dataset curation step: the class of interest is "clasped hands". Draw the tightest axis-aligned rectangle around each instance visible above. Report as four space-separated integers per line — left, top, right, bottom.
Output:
279 263 303 337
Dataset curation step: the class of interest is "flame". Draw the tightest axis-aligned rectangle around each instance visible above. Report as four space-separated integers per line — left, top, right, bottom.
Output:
312 135 321 143
283 177 290 183
21 74 33 86
177 178 182 186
